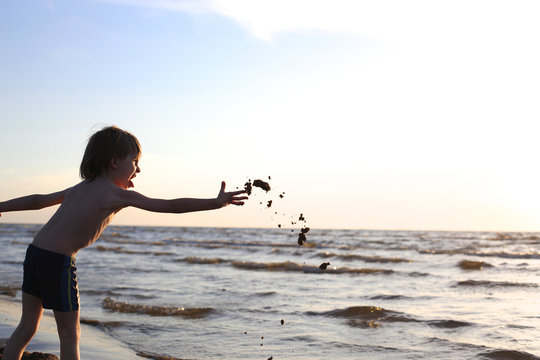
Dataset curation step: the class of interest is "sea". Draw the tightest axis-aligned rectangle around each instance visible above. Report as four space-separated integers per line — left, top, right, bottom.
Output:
1 223 539 360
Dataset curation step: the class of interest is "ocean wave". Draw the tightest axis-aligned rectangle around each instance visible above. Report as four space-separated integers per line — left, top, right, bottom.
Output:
309 306 474 329
0 285 18 297
95 245 174 257
474 252 540 259
490 233 540 242
307 306 417 330
171 238 299 250
506 324 534 329
457 280 538 288
478 349 540 360
82 288 157 300
102 236 321 251
152 251 175 256
102 231 131 239
96 245 150 255
80 318 126 328
136 350 187 360
315 251 412 263
406 271 431 277
101 238 169 246
458 260 494 270
175 257 394 275
9 240 28 245
368 294 413 300
426 319 472 328
179 256 228 265
101 297 213 318
231 260 393 275
418 249 540 259
313 306 414 320
3 260 22 265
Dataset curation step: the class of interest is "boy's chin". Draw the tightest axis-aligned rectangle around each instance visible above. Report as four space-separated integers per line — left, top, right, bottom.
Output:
128 180 134 188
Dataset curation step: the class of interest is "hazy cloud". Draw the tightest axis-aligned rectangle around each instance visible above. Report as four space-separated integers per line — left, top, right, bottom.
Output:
90 0 540 43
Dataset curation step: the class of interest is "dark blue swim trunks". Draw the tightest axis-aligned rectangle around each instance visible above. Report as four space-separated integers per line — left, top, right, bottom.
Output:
22 244 80 312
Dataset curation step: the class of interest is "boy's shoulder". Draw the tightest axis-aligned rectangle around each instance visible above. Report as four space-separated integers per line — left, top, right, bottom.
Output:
67 179 132 211
76 177 146 198
70 179 122 198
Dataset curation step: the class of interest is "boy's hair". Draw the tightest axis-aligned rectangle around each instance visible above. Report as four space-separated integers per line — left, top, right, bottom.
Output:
80 126 141 180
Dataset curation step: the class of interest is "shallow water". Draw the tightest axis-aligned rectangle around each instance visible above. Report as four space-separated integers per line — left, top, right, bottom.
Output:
1 223 539 359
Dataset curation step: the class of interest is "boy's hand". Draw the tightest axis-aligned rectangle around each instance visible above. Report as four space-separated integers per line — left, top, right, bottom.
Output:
217 181 248 207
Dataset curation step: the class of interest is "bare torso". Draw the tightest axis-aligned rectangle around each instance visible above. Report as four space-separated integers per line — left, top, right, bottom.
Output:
32 179 122 257
27 171 243 257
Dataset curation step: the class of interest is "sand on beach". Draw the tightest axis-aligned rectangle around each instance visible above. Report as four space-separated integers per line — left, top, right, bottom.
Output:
0 295 143 360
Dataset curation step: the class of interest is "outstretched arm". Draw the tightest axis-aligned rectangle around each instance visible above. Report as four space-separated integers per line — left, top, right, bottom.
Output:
114 181 248 214
0 188 71 217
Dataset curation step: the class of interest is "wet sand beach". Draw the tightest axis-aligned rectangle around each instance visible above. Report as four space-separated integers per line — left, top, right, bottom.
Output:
0 296 145 359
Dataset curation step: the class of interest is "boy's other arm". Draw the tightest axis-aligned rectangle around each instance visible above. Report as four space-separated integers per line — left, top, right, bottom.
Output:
114 182 247 214
0 188 70 216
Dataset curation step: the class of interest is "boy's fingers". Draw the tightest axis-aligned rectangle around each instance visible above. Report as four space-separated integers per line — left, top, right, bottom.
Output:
232 196 248 201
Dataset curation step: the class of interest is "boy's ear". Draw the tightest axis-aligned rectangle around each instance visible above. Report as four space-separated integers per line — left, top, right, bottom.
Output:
110 157 119 171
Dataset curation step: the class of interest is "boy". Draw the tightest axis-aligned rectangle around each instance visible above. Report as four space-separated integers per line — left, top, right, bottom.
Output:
0 126 248 360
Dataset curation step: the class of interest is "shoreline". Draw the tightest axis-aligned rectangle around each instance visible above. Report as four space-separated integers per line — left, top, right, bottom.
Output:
0 295 144 359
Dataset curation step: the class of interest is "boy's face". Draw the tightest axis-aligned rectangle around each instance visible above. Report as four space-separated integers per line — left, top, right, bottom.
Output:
113 152 141 189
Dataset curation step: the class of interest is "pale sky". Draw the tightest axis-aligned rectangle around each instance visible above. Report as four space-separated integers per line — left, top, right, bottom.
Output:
1 0 540 231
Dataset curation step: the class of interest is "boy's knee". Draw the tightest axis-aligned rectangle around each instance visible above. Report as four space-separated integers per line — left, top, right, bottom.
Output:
54 310 81 341
58 323 81 341
19 321 39 339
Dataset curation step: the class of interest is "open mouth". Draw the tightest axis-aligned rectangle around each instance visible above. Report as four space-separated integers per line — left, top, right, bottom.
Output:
128 175 136 188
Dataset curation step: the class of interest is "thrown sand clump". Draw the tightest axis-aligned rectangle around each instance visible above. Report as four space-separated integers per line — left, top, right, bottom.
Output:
244 180 253 195
297 226 311 246
298 232 307 246
253 179 271 192
244 178 271 194
244 176 312 247
319 262 330 270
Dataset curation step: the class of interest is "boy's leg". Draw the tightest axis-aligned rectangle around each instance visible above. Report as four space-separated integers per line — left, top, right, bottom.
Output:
3 292 44 360
53 309 81 360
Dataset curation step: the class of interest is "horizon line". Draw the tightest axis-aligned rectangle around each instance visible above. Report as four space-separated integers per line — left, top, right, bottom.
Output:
1 221 538 234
